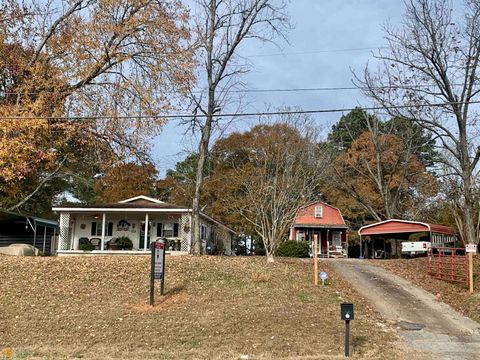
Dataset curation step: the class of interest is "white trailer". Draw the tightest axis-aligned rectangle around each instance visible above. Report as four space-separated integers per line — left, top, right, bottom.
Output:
402 241 431 256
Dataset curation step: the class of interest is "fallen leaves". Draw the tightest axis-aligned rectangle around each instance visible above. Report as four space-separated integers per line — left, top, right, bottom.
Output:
369 258 480 323
0 255 404 359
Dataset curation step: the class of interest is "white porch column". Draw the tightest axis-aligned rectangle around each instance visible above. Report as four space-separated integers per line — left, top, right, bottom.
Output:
58 214 63 252
101 213 106 251
59 212 70 251
144 213 149 251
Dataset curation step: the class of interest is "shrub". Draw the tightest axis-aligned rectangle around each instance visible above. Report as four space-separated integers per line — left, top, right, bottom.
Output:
277 241 309 258
117 236 133 250
80 242 95 251
253 237 266 256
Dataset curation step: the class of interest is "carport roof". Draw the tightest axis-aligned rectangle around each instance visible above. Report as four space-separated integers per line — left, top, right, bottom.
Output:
358 219 457 236
0 209 58 228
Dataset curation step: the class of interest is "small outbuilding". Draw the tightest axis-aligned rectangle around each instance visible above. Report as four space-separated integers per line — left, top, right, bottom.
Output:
0 210 58 255
358 219 458 258
289 201 348 257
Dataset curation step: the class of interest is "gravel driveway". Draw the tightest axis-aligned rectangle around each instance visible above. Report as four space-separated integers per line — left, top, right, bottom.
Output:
330 259 480 360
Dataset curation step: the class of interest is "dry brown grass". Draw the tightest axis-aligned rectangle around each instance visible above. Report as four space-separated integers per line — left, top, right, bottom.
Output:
369 257 480 323
0 255 409 359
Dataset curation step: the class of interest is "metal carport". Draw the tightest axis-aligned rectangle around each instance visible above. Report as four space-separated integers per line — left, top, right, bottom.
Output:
358 219 458 259
0 210 58 254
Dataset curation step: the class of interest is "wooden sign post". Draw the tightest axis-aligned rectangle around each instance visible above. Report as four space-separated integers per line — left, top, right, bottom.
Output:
314 234 319 286
466 243 477 294
469 252 474 294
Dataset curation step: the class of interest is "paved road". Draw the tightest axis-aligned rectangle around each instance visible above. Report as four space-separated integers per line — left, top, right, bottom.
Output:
329 259 480 360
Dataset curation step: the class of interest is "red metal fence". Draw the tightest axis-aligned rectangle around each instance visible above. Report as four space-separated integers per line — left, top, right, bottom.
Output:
426 247 468 287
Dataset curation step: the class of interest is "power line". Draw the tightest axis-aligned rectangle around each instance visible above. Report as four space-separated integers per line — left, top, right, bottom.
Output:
0 83 461 96
2 86 360 95
0 100 478 121
223 84 449 93
246 47 382 57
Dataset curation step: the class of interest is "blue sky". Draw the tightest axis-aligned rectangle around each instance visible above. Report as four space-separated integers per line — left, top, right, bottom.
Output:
153 0 406 177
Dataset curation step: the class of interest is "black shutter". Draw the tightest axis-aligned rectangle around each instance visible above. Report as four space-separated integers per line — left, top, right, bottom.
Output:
107 222 113 236
156 223 163 237
91 222 97 236
173 223 179 237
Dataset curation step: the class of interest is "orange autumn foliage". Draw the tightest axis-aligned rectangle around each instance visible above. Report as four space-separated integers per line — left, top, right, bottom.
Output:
326 132 437 221
94 163 158 203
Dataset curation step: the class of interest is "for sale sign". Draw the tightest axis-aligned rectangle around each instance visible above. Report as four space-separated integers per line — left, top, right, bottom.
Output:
150 240 166 305
466 243 477 253
154 241 165 279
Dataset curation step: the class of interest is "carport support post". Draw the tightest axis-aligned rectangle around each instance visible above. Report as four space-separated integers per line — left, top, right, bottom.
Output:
359 235 362 259
313 234 318 286
53 227 56 254
42 226 47 254
32 219 37 248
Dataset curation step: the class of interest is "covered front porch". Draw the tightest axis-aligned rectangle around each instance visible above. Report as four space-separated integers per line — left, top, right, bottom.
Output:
291 226 347 258
56 211 191 254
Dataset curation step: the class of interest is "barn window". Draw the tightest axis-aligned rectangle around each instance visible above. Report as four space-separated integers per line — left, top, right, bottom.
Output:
314 206 323 218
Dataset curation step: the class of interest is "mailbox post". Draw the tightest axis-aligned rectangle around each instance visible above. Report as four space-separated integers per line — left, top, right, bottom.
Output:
341 303 354 357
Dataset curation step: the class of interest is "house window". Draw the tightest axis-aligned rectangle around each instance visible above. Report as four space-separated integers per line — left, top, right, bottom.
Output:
156 222 179 237
296 231 305 241
163 223 174 237
332 231 341 247
201 224 208 240
91 222 113 236
314 206 323 218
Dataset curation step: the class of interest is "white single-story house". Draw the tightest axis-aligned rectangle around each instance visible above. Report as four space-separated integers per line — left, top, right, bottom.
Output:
52 195 235 255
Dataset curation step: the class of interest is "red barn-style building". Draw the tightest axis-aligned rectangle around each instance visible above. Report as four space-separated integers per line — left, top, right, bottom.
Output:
289 201 348 257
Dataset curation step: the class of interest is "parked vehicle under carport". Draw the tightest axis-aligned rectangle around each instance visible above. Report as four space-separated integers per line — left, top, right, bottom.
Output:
0 209 57 255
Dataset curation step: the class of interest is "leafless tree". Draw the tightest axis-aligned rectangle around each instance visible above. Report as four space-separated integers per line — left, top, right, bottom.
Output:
357 0 480 244
219 115 330 262
187 0 289 254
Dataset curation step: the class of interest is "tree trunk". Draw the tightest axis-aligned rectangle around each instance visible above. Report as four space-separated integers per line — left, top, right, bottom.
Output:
189 0 289 254
191 113 213 254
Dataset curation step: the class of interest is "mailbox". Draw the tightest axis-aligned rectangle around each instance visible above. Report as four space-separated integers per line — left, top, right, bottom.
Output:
341 303 354 321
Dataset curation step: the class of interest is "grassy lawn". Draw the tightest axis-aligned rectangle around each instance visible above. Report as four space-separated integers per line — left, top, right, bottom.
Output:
369 257 480 323
0 255 407 359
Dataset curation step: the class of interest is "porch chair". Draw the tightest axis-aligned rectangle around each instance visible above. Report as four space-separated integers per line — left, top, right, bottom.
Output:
106 238 119 250
78 237 89 247
90 238 101 250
